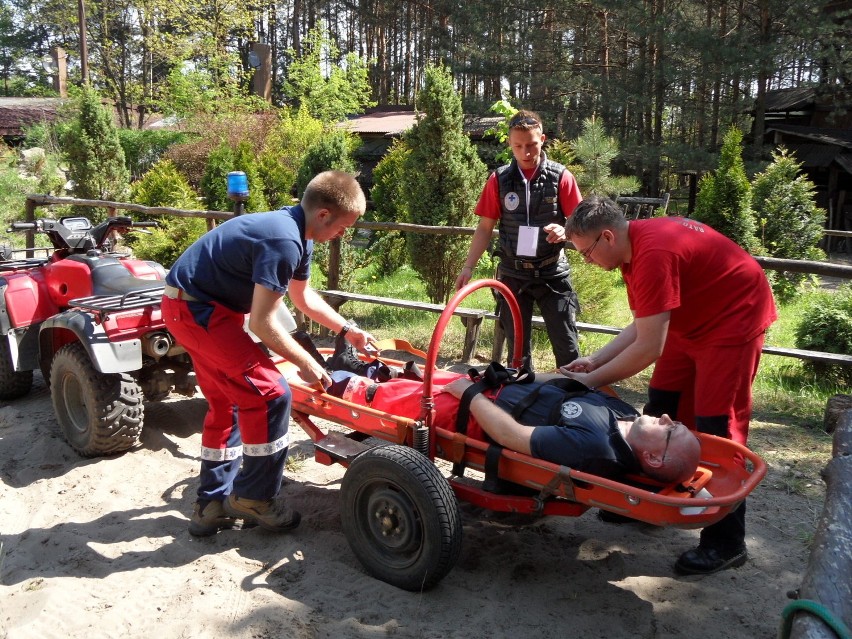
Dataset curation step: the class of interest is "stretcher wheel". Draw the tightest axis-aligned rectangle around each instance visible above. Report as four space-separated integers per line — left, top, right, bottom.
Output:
340 444 462 591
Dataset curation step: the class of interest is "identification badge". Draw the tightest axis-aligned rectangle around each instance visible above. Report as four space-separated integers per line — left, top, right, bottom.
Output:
517 226 539 257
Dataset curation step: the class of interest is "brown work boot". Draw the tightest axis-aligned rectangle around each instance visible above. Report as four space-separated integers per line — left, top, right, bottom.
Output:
224 494 301 532
188 500 238 537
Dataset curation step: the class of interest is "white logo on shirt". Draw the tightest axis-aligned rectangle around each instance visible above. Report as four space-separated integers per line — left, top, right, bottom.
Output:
504 192 520 211
560 401 583 420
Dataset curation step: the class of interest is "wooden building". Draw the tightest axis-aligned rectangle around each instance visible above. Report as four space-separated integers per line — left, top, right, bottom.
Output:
759 87 852 250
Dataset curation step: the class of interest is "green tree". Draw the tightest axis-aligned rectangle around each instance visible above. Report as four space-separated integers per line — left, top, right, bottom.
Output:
369 138 411 276
256 107 324 210
129 158 206 267
402 64 487 304
60 85 130 210
569 117 640 198
294 129 364 291
283 24 375 123
693 127 757 250
752 147 826 300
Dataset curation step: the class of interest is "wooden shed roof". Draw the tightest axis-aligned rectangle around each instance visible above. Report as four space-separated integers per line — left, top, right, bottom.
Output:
0 97 66 139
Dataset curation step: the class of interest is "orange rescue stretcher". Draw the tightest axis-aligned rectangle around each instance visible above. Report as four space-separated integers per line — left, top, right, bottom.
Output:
276 279 767 591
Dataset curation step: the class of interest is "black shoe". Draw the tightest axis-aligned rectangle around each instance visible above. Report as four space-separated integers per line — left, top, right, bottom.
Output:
400 360 424 381
674 545 748 575
328 333 369 375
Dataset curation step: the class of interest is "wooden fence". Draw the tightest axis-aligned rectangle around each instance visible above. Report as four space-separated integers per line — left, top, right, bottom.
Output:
18 194 852 367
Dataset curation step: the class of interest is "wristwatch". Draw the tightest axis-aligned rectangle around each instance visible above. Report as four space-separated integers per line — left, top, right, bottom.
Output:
339 320 357 337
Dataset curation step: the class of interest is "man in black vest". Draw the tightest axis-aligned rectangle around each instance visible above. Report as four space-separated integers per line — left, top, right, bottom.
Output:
456 110 583 369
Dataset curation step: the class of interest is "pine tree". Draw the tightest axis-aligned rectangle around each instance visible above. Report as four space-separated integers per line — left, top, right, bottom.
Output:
568 117 640 198
61 85 129 211
401 64 487 304
752 147 827 300
693 127 757 250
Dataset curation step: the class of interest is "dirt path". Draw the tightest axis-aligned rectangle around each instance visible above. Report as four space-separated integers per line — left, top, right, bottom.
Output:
0 372 829 639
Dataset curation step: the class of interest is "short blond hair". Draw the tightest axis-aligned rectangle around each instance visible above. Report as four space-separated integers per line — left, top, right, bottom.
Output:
301 171 366 219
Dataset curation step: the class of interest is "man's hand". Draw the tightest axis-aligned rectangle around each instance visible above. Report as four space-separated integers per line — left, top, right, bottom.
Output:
298 357 331 390
560 356 595 373
558 369 594 387
346 325 378 354
454 267 473 291
543 223 566 244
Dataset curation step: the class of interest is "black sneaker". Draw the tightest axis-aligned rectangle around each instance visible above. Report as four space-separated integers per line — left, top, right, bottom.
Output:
674 545 748 575
328 333 370 375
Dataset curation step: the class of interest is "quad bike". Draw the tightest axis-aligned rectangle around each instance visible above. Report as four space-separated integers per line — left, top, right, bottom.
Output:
0 215 196 456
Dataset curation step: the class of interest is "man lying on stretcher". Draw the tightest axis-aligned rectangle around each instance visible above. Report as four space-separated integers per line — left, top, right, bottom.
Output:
323 353 701 485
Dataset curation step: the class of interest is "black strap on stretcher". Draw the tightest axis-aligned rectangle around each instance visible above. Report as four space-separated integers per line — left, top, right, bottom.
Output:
452 362 534 481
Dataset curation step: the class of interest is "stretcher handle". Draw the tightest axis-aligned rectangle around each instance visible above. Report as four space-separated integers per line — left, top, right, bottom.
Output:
561 433 768 507
421 279 524 459
372 338 427 360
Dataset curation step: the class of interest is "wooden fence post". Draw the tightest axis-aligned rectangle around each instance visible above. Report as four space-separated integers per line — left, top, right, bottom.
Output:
787 408 852 639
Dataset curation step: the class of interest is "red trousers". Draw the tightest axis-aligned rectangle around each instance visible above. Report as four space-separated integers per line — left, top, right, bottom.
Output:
162 296 291 502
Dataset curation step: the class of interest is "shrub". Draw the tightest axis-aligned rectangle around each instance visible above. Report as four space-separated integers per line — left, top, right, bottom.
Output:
294 129 364 291
163 113 278 189
128 159 206 267
566 249 623 321
256 107 324 209
752 148 827 301
794 285 852 386
294 130 358 197
200 141 268 214
117 129 189 180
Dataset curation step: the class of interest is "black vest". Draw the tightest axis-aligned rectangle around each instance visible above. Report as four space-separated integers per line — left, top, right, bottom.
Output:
495 153 567 275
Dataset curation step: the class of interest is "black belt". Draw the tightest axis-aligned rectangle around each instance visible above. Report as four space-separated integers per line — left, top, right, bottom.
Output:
511 254 562 270
163 284 200 302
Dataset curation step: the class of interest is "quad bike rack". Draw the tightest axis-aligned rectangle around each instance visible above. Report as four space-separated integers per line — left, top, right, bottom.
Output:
275 279 767 592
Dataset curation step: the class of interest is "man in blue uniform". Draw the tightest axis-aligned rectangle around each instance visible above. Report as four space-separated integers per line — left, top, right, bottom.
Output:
162 170 375 537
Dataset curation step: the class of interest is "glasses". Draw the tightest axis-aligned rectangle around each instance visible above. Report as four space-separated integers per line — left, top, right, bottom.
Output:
661 425 675 462
579 232 603 260
509 116 541 128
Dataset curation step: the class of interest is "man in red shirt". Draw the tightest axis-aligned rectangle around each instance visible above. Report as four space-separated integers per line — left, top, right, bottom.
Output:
456 110 583 369
562 195 777 575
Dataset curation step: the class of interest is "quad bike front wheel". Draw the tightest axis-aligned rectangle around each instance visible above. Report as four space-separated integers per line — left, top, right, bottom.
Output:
340 445 462 591
0 338 33 400
50 342 144 457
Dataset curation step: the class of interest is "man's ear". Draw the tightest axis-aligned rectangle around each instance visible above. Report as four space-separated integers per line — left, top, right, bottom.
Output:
642 450 663 469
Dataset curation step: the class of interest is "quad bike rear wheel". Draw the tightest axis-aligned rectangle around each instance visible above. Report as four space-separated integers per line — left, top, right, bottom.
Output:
50 342 144 457
0 338 33 400
340 444 462 591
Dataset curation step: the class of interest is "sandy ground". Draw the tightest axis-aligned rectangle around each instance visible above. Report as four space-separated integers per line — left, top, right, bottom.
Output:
0 369 828 639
